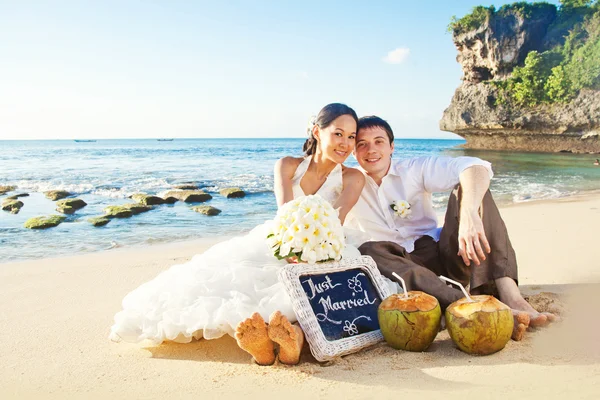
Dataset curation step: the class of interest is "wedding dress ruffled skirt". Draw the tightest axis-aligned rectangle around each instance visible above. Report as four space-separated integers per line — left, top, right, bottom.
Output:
109 221 361 344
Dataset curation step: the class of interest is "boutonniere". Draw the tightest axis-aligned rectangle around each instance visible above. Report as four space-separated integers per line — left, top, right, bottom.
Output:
390 199 412 219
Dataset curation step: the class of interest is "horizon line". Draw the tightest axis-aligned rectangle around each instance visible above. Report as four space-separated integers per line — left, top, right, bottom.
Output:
0 136 465 141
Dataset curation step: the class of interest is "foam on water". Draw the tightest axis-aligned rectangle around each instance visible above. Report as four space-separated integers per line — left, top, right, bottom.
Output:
14 180 97 194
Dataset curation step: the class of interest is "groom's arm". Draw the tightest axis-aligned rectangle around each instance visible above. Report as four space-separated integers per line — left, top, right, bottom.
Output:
457 165 492 266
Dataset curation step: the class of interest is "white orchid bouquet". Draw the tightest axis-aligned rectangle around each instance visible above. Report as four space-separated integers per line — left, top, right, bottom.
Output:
266 194 345 264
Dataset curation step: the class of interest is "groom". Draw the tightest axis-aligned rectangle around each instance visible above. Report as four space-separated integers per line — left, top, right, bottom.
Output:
345 116 554 339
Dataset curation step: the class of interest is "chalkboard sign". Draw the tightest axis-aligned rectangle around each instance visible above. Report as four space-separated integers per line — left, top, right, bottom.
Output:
278 256 394 362
300 269 382 341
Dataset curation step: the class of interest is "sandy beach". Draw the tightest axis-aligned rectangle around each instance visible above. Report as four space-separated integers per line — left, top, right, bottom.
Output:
1 194 599 399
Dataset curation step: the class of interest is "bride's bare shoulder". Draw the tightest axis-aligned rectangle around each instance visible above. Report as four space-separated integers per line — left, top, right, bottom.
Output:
275 156 304 170
341 166 366 186
275 156 304 176
341 165 365 178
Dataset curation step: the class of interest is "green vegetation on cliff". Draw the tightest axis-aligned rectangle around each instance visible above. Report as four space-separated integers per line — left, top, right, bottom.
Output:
448 6 493 34
450 1 600 106
448 2 557 34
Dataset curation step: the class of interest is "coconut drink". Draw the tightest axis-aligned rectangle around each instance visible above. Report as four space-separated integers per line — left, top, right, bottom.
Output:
445 294 514 355
438 276 514 356
378 273 441 352
378 290 441 352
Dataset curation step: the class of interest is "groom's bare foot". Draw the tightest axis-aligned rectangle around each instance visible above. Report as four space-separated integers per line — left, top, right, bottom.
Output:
268 311 304 365
544 312 560 323
507 296 549 327
525 292 563 324
235 312 275 366
511 311 530 341
495 277 557 328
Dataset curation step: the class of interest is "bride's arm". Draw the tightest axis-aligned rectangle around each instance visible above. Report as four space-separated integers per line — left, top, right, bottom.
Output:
274 157 300 207
335 167 365 224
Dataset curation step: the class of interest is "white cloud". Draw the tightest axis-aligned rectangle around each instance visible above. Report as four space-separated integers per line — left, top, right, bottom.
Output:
382 47 410 64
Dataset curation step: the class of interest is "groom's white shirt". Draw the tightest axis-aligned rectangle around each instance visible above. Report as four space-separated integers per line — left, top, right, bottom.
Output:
344 156 493 253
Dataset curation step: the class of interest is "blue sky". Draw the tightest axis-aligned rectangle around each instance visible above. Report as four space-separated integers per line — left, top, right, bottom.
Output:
0 0 559 140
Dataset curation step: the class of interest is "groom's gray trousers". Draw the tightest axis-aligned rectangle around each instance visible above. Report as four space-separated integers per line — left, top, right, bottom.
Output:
358 185 518 310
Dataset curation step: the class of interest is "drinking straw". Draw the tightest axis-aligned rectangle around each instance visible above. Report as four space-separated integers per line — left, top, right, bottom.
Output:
392 272 408 299
439 275 473 302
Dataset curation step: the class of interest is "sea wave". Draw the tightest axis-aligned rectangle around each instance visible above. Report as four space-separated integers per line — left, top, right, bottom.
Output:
512 189 579 203
13 180 96 194
3 174 275 199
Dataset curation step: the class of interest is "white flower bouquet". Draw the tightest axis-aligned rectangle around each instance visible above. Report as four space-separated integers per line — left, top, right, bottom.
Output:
390 199 412 219
267 194 345 264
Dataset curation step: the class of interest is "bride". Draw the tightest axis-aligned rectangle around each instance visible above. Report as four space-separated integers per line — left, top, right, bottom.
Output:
109 103 366 365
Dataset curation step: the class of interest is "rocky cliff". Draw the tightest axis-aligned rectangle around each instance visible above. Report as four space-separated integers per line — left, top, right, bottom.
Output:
440 4 600 153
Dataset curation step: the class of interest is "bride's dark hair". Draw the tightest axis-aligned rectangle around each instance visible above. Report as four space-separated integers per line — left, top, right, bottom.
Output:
303 103 359 156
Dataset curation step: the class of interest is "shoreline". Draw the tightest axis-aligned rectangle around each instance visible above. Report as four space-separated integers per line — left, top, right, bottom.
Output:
3 190 600 266
1 189 599 398
498 187 600 207
0 234 230 268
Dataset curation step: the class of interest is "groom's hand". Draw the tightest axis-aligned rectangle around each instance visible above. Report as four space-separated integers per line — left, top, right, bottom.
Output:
457 208 491 266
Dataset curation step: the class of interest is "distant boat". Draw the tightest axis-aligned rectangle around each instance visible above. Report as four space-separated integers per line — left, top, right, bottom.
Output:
74 140 97 142
157 139 174 142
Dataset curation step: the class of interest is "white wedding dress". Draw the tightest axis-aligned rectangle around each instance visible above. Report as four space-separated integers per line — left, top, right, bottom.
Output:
109 157 362 344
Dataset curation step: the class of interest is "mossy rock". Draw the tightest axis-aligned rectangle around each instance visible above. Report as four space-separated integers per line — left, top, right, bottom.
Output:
103 205 133 218
121 203 153 215
0 185 16 195
44 190 71 201
162 196 178 204
2 199 24 214
56 198 87 214
131 193 165 205
57 206 75 214
88 216 111 227
6 193 29 200
173 183 199 190
220 187 246 198
24 215 66 229
192 205 222 216
163 190 212 203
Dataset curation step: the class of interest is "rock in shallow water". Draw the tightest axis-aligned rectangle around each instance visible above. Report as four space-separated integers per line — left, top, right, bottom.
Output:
24 215 66 229
103 206 133 218
131 193 165 205
44 190 71 201
0 185 16 195
56 198 87 214
121 203 153 215
220 187 246 198
103 203 153 218
6 193 29 200
172 183 199 190
192 205 221 216
163 190 212 203
88 216 110 227
2 199 24 214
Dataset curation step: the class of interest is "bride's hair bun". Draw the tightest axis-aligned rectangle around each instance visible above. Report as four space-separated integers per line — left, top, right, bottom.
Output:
302 103 359 156
303 115 317 155
306 115 317 137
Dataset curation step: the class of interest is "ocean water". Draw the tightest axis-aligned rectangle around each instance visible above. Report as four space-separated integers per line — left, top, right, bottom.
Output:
1 138 599 263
